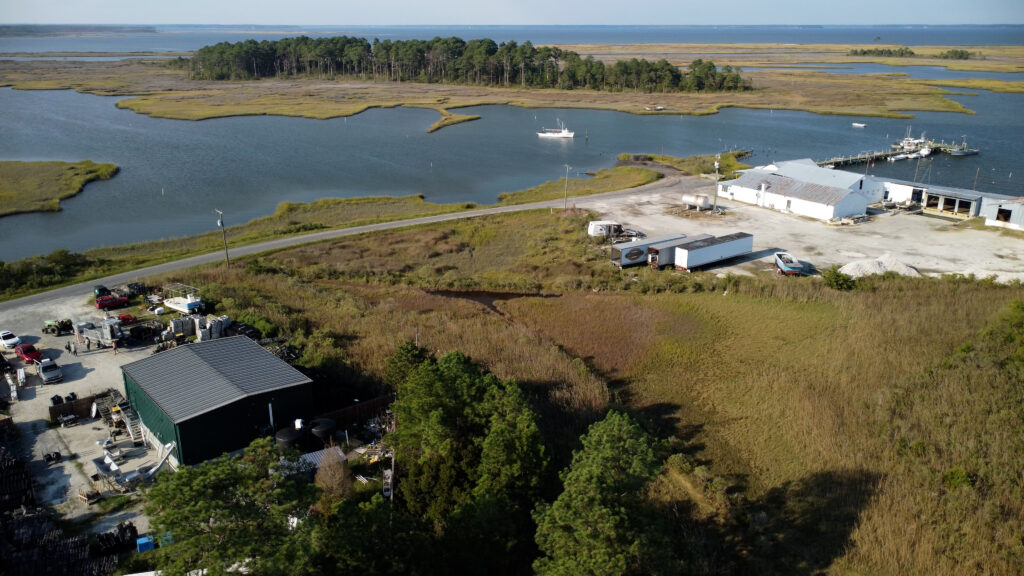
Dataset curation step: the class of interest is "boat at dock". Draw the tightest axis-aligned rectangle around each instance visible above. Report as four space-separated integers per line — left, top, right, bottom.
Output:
949 136 979 156
775 252 803 275
537 119 574 139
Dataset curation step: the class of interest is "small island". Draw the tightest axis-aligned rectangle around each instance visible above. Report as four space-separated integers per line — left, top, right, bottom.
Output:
0 160 119 217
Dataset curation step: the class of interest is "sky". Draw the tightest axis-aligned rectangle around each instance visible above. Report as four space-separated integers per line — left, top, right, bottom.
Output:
2 0 1023 26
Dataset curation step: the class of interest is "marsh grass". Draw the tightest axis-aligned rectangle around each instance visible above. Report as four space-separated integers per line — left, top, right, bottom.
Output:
144 207 1024 573
496 166 660 205
0 160 118 217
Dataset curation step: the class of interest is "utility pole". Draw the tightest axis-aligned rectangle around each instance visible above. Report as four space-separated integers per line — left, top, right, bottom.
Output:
214 209 230 270
713 155 720 212
563 164 572 211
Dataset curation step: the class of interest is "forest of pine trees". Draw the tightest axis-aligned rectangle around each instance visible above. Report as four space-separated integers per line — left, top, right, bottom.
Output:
190 35 752 93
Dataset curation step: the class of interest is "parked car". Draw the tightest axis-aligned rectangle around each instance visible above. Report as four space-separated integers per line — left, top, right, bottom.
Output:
95 295 130 310
14 344 42 363
0 330 21 350
36 359 63 384
93 285 111 298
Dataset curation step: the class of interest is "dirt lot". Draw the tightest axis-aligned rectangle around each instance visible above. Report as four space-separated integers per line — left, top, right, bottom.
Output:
580 178 1024 281
1 295 156 534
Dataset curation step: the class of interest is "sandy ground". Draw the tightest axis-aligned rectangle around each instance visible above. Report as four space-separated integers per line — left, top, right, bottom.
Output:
1 294 155 535
580 177 1024 281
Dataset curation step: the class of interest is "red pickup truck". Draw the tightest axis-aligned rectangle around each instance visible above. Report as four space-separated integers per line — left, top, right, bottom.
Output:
95 295 129 310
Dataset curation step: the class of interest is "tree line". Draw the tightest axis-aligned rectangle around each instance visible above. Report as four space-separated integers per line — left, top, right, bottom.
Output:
136 345 674 575
189 35 751 93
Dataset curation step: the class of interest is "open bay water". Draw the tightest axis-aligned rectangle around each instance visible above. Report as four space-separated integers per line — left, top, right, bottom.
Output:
1 80 1021 260
1 25 1022 54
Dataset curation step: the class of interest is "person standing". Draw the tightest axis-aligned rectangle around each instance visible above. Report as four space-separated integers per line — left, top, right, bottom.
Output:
112 341 118 355
65 341 71 353
71 342 77 357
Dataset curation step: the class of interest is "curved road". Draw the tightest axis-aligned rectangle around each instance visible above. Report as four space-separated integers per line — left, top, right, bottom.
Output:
0 172 702 313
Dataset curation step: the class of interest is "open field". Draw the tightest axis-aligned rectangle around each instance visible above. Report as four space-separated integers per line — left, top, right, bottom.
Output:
0 160 119 217
0 47 1008 128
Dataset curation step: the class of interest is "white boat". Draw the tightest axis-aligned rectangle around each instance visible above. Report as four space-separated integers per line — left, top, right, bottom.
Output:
537 119 574 139
918 147 932 157
889 153 909 162
851 122 866 128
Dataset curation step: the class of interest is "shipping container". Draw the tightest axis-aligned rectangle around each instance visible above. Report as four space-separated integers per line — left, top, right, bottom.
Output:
674 232 754 271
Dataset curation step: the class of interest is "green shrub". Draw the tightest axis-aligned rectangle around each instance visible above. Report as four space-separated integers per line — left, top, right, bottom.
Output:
822 265 856 291
942 466 972 490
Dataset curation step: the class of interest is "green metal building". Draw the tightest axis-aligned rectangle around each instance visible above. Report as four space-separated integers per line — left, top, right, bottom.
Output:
122 336 312 467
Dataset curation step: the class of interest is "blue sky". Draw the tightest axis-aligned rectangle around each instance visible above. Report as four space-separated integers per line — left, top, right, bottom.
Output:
2 0 1022 25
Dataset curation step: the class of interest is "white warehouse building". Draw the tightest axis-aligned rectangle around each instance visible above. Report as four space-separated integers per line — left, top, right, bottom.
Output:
720 169 869 221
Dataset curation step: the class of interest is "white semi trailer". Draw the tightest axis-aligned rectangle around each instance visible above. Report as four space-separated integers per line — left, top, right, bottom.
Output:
647 234 714 269
610 234 690 268
674 232 754 271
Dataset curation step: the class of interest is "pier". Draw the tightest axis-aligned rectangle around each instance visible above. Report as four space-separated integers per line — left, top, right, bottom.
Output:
816 139 979 168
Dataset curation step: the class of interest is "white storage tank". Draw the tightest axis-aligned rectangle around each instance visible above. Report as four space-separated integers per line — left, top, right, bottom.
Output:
681 194 712 210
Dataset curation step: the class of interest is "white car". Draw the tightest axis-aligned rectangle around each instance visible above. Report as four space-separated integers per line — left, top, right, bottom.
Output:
0 330 21 350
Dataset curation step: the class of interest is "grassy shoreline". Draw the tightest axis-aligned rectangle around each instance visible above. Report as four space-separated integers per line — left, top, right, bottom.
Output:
1 44 1011 131
0 160 119 217
0 164 660 302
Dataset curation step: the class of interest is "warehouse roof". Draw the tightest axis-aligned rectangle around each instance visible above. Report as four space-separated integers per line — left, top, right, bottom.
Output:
122 336 311 424
727 172 855 206
765 158 867 190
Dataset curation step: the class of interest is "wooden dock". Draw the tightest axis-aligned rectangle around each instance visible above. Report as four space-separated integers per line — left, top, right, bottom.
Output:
816 140 978 167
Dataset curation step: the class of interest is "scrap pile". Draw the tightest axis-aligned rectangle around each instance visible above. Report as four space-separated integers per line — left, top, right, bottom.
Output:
0 509 118 576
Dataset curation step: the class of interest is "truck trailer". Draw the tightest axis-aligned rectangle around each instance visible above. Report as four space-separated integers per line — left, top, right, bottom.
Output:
647 234 713 269
674 232 754 271
610 234 690 268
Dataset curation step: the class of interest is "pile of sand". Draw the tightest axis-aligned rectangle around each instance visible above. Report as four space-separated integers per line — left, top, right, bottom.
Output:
839 253 921 278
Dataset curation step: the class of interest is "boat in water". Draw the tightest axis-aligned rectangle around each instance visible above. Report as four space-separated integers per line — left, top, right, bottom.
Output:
538 119 574 139
949 135 980 156
774 252 803 275
851 122 866 128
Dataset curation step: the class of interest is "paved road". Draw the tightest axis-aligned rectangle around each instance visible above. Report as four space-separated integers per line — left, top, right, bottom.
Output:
0 173 700 313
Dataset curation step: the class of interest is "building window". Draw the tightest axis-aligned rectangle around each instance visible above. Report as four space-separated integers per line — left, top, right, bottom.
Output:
913 189 925 203
997 208 1012 223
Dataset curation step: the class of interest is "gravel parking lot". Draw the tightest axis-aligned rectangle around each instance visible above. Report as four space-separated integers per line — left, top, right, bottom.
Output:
2 294 156 533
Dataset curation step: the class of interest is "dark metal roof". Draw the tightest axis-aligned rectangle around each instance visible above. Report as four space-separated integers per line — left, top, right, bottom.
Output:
677 232 753 251
122 336 311 424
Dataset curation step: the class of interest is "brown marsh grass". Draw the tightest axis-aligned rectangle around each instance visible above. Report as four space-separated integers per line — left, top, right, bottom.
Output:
151 208 1022 574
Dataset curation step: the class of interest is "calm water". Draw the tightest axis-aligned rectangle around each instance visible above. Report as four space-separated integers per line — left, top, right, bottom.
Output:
1 25 1022 54
1 80 1021 259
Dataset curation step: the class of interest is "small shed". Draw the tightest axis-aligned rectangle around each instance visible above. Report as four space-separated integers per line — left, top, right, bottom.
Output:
981 196 1024 231
122 336 313 467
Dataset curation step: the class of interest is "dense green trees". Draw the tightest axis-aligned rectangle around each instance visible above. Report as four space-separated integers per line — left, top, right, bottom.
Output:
190 35 751 93
140 346 677 575
533 411 671 576
847 46 916 57
143 437 319 575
